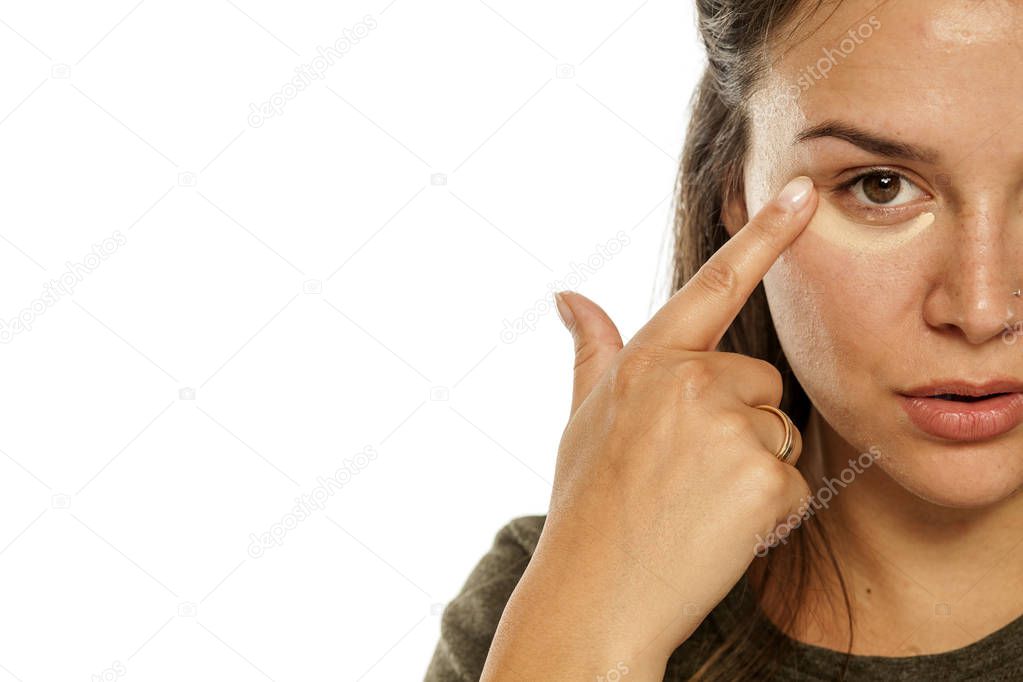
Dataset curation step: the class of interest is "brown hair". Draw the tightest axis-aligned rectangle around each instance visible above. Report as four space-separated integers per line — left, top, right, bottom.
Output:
673 0 854 679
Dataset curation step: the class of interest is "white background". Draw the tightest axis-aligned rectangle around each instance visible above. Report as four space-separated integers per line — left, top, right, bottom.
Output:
0 1 703 679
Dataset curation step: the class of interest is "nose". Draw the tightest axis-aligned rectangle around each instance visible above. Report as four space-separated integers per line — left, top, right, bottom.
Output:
922 204 1020 345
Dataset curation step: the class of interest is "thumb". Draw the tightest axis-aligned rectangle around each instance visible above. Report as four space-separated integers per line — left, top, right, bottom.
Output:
554 291 624 415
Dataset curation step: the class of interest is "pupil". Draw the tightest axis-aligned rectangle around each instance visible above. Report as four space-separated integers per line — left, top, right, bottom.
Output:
863 173 900 204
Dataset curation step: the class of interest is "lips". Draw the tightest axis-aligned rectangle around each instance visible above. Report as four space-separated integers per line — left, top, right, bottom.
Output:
898 380 1023 441
928 392 1011 403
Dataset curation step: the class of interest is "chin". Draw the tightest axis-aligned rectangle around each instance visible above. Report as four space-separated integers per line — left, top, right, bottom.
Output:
876 432 1023 509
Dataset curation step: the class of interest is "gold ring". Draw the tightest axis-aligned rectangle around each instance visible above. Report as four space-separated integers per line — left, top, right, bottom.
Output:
753 404 795 464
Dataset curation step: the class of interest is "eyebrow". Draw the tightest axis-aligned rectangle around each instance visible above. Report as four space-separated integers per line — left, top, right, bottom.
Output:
793 120 942 164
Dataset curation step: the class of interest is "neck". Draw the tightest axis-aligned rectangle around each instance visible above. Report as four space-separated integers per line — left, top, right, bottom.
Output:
757 406 1023 656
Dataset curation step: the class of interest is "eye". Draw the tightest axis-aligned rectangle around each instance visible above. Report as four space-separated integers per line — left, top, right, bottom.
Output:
837 168 927 208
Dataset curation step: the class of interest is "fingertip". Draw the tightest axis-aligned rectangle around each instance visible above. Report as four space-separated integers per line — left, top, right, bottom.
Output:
777 176 814 212
554 290 577 331
764 177 818 239
556 291 624 350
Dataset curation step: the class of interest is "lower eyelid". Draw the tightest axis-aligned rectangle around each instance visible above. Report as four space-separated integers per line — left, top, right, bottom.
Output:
828 193 930 226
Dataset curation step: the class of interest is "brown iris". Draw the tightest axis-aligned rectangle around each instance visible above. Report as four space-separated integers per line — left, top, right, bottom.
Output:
861 172 901 204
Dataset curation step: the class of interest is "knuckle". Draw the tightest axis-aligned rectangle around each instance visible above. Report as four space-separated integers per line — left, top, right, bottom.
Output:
693 258 739 299
751 358 784 402
725 353 784 404
795 480 813 506
573 337 604 373
607 346 659 397
674 357 717 400
714 408 752 437
741 457 792 505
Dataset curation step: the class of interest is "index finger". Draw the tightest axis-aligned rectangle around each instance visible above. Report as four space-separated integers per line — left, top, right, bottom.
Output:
635 175 817 352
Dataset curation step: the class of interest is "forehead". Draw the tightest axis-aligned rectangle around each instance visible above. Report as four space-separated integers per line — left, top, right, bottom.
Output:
752 0 1023 164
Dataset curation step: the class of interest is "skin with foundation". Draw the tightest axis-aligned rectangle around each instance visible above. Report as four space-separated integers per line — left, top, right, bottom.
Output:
807 200 935 254
725 0 1023 658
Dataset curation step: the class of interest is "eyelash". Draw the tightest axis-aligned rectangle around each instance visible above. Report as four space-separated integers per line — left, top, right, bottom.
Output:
828 167 937 226
833 167 923 210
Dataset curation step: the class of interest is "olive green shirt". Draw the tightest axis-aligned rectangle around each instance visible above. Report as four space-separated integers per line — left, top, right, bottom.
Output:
424 515 1023 681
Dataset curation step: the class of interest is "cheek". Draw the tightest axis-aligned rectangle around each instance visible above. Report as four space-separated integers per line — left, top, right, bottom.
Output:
762 230 929 442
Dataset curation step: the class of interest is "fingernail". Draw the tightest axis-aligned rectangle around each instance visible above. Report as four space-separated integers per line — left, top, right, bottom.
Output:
777 176 813 211
554 291 575 330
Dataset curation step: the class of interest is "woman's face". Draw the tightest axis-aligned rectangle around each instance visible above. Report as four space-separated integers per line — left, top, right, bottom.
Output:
736 0 1023 507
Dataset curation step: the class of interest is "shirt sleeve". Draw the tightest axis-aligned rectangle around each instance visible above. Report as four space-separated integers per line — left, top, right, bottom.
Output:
423 514 546 682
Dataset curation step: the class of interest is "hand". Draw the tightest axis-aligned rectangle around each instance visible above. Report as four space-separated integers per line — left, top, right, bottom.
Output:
481 175 818 680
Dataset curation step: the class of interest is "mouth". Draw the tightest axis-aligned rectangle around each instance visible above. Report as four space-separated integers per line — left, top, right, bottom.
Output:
927 392 1013 403
898 381 1023 441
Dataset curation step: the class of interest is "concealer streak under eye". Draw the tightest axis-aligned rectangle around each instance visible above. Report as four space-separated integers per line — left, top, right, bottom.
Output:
805 198 936 253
